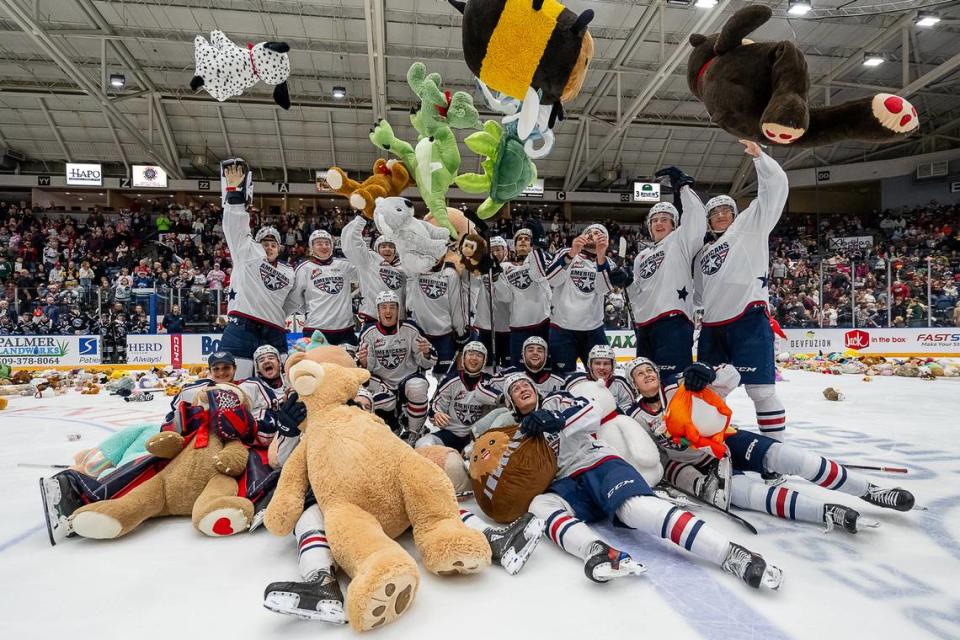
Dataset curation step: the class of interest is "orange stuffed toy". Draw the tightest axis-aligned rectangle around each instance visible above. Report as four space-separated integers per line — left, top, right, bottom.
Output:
663 384 736 458
325 159 411 219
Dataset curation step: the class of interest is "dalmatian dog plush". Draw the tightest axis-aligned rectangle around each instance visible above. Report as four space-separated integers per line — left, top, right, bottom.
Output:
191 30 291 110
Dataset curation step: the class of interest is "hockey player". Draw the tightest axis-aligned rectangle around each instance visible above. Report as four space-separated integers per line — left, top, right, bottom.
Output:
341 214 406 329
623 358 915 533
501 374 782 588
563 344 634 413
491 336 564 396
406 256 470 375
219 159 296 378
419 341 501 452
694 140 788 450
544 224 619 375
628 166 705 385
472 236 511 371
58 305 91 335
495 228 552 366
289 229 359 347
357 291 436 441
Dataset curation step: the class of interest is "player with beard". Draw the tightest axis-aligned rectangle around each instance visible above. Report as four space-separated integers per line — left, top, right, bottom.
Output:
341 214 406 330
495 228 552 366
289 230 359 347
491 336 564 396
563 344 634 413
472 236 511 371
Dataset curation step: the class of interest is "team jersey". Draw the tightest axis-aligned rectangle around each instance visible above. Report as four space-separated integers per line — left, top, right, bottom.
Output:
289 256 358 332
491 366 564 396
341 215 406 321
407 265 468 337
429 371 501 437
222 202 296 329
694 152 789 325
628 187 707 325
237 376 287 449
563 371 635 413
544 249 614 331
359 321 437 389
537 391 620 479
471 271 510 332
495 249 552 329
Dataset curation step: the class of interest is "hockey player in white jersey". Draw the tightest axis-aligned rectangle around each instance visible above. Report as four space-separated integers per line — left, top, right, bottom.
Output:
473 237 511 371
495 228 552 366
500 375 782 589
358 291 436 441
623 358 915 534
289 230 359 347
341 214 406 329
491 336 564 396
419 341 501 452
219 159 296 378
694 140 788 452
563 344 634 413
628 165 705 385
406 257 470 375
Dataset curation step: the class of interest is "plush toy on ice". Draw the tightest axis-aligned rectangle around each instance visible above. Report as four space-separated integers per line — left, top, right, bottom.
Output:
687 5 918 147
191 30 292 109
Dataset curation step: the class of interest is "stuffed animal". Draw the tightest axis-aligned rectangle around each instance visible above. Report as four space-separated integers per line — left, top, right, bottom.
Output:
417 445 472 495
476 80 555 158
191 30 291 109
374 196 451 274
663 384 736 458
264 349 490 631
326 159 411 219
687 5 918 147
69 384 257 539
823 387 844 401
369 62 481 239
455 119 537 219
448 0 595 137
71 423 161 479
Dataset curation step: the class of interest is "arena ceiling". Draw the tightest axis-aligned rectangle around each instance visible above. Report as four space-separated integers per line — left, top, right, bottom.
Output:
1 0 960 195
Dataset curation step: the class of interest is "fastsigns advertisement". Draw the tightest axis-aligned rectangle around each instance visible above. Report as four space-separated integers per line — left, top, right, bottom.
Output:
781 328 960 356
0 334 101 366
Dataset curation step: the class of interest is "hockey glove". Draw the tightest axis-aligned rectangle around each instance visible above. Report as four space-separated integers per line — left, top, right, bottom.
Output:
609 264 634 289
682 362 716 392
655 165 695 191
271 392 308 438
454 332 473 350
526 218 547 249
221 158 254 207
207 388 257 443
519 409 565 438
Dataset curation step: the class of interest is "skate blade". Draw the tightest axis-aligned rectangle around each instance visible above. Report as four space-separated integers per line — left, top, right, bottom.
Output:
859 517 881 529
248 509 266 533
593 560 647 582
653 488 692 507
39 477 71 546
263 593 347 625
762 565 784 591
501 525 545 576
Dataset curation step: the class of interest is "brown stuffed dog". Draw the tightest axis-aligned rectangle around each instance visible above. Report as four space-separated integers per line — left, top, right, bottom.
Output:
326 159 411 219
264 348 490 631
688 4 919 147
69 384 255 539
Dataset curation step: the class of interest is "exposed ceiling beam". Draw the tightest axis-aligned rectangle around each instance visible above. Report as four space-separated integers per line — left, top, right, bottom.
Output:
103 112 128 173
216 104 232 157
362 0 388 122
901 50 960 98
813 13 912 87
273 110 287 184
327 111 337 167
37 97 71 161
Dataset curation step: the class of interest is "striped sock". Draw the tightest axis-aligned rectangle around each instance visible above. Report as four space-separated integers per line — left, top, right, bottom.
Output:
730 474 823 524
405 401 428 431
543 509 597 560
765 443 869 497
294 505 334 580
616 496 729 565
459 508 489 533
663 459 712 496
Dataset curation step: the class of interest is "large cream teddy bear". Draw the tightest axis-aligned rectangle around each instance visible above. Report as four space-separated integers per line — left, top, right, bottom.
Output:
264 348 490 632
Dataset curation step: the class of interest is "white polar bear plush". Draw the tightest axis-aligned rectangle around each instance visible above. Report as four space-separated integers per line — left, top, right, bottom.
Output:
191 30 291 109
568 379 664 487
373 196 450 274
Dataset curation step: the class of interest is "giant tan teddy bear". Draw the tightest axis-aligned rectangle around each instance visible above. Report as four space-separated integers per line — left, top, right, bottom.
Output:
264 348 490 632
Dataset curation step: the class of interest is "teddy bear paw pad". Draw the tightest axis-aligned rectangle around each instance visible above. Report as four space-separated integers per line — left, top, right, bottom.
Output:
872 94 919 132
349 193 368 210
360 574 416 631
325 169 343 190
71 511 123 539
761 123 805 144
198 508 249 536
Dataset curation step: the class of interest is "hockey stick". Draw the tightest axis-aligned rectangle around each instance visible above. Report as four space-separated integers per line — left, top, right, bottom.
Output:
664 484 759 535
18 463 69 469
841 464 908 474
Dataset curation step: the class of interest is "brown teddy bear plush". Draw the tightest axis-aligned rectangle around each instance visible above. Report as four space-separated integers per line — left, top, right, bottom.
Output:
687 4 919 147
264 349 490 632
69 384 256 539
326 159 411 219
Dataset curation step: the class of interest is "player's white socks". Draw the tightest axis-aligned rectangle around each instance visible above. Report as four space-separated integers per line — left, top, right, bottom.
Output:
745 384 786 441
615 496 729 565
764 443 869 497
459 508 490 534
530 494 598 560
294 505 335 581
731 475 823 523
234 357 255 381
404 401 428 431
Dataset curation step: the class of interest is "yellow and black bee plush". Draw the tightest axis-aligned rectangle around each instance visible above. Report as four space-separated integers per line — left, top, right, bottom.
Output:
448 0 594 129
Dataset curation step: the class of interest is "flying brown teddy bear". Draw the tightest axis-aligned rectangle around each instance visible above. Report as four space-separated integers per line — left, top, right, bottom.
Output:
325 159 411 219
687 4 919 147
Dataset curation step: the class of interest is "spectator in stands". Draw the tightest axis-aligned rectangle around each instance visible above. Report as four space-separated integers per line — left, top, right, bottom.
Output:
162 304 184 334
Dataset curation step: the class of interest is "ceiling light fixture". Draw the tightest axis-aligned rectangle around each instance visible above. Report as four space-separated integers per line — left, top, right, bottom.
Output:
863 52 885 67
787 1 812 16
332 86 346 99
110 73 126 89
916 12 940 28
694 0 717 7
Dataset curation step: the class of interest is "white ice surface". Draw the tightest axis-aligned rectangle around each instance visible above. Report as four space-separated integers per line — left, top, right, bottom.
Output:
2 371 959 640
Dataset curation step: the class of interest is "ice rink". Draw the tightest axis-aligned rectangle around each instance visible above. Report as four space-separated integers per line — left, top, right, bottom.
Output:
2 369 959 640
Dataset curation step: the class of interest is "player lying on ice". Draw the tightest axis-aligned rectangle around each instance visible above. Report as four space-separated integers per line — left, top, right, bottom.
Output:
500 373 784 589
621 357 915 533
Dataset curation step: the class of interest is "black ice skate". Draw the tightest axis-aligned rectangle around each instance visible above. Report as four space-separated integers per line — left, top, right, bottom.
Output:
485 512 545 575
39 475 83 546
823 503 879 534
761 470 785 486
583 541 646 583
694 456 732 510
722 543 783 590
248 486 276 533
263 570 347 624
861 484 915 512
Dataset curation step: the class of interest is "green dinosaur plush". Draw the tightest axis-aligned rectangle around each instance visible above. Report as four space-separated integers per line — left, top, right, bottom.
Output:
369 62 480 239
455 120 537 219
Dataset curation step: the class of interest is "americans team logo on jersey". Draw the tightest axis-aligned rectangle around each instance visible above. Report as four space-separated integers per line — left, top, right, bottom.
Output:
506 267 532 290
569 267 596 294
454 396 485 424
312 272 344 295
375 346 407 369
419 277 447 299
259 263 290 290
700 242 730 275
379 266 403 290
637 250 666 279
